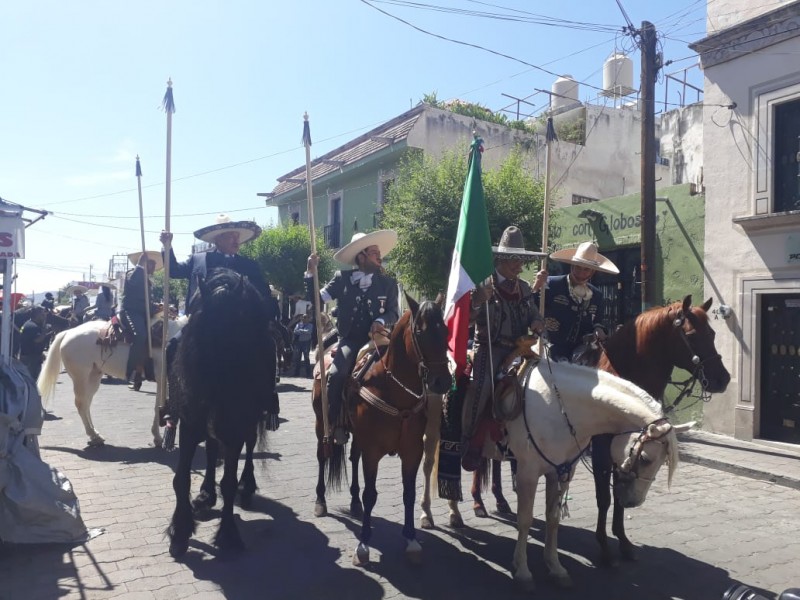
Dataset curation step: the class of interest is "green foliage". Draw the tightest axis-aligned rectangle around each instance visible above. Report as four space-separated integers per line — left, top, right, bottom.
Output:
240 223 336 297
151 273 188 307
381 146 545 298
555 116 586 145
421 91 536 135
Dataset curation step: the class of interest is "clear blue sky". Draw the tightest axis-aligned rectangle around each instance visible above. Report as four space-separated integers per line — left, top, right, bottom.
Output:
0 0 706 297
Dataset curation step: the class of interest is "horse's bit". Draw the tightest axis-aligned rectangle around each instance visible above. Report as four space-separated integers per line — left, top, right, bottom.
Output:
614 417 671 482
668 310 721 411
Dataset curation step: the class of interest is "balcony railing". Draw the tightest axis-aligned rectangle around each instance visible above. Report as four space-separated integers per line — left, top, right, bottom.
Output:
323 224 340 249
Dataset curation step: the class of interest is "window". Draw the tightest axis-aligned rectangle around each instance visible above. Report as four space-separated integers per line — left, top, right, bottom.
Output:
571 193 598 205
773 98 800 213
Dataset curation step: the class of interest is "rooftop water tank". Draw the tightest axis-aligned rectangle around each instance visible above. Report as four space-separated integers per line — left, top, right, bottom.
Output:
602 52 636 97
551 75 580 111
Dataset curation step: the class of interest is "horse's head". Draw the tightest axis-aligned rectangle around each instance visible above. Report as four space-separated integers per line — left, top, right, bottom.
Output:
669 296 731 393
610 419 693 508
404 293 452 395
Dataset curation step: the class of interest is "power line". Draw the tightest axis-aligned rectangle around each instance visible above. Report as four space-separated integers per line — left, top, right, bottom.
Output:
359 0 619 93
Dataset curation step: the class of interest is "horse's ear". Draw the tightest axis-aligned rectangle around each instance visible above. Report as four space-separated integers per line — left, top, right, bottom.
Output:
681 295 692 313
197 275 208 299
236 274 246 295
434 291 445 308
700 297 713 312
672 421 696 434
404 291 419 316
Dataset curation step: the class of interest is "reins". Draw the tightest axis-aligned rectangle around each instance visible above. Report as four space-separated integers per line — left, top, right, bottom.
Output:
665 312 719 413
520 347 590 483
359 307 445 418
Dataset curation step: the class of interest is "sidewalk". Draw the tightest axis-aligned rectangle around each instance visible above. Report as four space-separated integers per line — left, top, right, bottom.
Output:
679 429 800 490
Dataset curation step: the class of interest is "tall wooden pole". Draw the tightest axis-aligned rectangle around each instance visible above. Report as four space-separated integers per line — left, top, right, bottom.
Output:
302 113 331 447
640 21 658 311
537 118 557 353
158 79 175 412
135 157 154 361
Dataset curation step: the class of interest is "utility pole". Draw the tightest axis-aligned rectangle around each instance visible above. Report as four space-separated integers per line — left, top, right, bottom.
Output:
639 21 658 311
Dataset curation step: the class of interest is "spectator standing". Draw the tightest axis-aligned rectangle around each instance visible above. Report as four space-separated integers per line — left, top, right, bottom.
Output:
18 306 52 380
292 313 313 377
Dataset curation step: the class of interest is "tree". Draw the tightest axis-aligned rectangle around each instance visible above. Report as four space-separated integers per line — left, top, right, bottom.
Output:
151 273 188 309
240 222 336 298
381 146 545 298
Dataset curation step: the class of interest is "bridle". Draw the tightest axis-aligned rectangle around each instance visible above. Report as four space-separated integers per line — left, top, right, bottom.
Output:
667 310 721 412
614 417 672 483
359 306 449 418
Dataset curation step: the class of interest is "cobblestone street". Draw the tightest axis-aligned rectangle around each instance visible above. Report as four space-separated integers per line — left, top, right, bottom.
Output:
1 373 799 600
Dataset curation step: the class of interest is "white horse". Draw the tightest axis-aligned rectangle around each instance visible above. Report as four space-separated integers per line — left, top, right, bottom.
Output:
489 361 689 591
38 317 187 447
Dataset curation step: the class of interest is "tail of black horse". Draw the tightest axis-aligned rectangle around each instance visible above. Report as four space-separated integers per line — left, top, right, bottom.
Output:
325 443 348 492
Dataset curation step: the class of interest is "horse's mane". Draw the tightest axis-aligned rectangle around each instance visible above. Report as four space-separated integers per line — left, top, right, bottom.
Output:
543 361 664 421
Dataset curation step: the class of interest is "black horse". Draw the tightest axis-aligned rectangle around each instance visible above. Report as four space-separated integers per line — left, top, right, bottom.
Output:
167 268 276 558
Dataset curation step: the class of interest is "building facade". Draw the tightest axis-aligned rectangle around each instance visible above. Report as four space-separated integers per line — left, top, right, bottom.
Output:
690 0 800 443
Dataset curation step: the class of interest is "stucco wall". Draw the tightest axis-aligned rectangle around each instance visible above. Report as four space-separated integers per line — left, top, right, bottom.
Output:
658 103 704 187
701 32 800 437
707 0 795 33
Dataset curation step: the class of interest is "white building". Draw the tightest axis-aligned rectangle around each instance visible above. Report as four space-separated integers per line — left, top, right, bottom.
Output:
690 0 800 443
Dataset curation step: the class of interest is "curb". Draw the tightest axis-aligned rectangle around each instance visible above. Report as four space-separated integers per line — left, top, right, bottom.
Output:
679 449 800 491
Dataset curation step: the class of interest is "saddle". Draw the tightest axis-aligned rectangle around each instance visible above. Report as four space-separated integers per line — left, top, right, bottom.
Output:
96 313 168 351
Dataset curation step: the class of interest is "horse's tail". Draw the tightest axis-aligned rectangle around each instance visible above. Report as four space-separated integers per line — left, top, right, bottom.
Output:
324 443 348 492
38 329 67 407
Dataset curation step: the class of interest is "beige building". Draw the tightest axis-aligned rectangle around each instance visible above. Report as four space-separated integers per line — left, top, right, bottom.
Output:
690 0 800 444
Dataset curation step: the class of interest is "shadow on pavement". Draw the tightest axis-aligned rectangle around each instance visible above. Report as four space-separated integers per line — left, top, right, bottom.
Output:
434 517 738 600
177 496 384 600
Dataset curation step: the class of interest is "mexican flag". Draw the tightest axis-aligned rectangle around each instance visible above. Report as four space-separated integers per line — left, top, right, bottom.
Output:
444 137 494 376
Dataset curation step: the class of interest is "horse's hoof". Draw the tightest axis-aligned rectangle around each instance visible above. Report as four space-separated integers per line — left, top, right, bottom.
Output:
449 514 465 529
620 544 637 562
87 436 105 448
153 435 163 447
169 538 189 558
420 515 434 530
405 539 422 565
314 501 327 518
192 490 217 512
350 500 363 519
353 542 370 566
513 573 535 592
473 504 489 518
596 551 618 568
548 572 573 589
495 499 512 514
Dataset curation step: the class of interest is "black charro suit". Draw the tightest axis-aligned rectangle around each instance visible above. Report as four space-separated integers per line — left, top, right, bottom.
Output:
306 268 400 430
165 249 279 320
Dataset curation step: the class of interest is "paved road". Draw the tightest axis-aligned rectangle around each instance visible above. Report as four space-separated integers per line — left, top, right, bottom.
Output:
2 372 799 600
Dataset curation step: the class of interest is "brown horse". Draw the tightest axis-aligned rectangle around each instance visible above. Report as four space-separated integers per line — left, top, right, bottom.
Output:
312 295 452 565
592 295 730 564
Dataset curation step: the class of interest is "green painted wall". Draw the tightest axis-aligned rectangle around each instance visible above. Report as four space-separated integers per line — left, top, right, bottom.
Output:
550 183 705 306
550 183 709 424
273 145 412 246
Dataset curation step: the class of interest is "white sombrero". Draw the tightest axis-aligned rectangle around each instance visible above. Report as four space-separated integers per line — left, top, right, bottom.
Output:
333 230 398 266
128 250 164 271
549 242 619 275
65 284 88 295
193 214 262 244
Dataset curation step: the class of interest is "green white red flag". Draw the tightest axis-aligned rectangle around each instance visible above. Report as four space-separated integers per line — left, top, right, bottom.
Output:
444 137 494 376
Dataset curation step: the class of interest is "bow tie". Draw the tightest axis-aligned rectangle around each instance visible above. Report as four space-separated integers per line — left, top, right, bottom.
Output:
350 271 373 290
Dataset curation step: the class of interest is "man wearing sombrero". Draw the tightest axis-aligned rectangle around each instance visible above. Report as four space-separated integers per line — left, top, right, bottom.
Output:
122 250 161 387
160 214 277 319
67 284 90 324
532 241 619 362
306 229 400 444
461 226 546 471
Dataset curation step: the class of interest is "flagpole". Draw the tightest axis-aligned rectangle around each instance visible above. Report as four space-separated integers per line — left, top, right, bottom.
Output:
537 117 557 354
135 157 154 363
158 78 175 413
303 113 331 448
